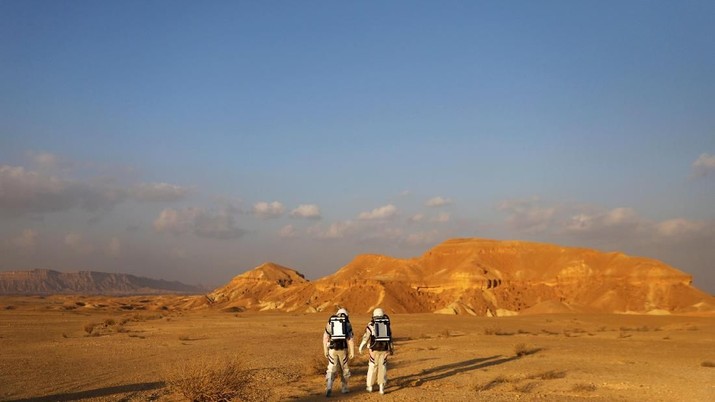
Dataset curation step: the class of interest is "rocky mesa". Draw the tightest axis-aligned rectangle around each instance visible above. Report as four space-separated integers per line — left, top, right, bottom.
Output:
0 269 203 295
207 238 714 316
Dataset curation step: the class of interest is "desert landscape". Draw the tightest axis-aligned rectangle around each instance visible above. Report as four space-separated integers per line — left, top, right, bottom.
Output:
0 297 713 401
1 238 714 401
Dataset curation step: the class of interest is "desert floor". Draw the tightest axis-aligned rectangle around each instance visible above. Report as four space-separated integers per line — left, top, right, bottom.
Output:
0 295 713 401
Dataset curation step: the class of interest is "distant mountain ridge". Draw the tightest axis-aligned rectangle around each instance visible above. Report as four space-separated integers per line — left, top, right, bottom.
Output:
0 269 203 295
207 238 715 315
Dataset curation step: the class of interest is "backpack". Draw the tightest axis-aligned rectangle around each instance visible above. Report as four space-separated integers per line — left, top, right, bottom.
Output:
370 315 391 351
328 314 348 341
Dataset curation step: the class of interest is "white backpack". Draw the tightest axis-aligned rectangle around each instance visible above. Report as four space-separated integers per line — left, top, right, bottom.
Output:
372 316 391 342
328 315 348 340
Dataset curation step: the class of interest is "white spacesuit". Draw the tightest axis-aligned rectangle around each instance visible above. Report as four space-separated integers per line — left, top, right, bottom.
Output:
359 307 394 395
322 307 355 397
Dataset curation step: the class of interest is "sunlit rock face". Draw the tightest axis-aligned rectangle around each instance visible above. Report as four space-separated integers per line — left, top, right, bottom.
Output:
205 238 714 315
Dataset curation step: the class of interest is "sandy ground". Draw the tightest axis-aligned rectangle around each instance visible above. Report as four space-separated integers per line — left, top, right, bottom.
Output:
0 295 713 401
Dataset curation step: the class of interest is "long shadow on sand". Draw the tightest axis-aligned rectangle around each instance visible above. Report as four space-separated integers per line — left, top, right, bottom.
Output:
5 381 165 402
286 354 519 401
392 354 517 389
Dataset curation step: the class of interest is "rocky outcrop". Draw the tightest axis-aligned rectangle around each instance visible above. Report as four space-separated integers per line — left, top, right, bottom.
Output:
0 269 202 295
206 238 714 315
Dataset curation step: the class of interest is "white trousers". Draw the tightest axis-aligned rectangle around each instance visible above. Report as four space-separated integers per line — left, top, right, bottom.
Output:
326 348 350 384
367 349 389 386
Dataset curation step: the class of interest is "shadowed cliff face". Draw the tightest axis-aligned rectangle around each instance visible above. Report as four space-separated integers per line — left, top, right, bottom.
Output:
205 238 714 316
0 269 203 295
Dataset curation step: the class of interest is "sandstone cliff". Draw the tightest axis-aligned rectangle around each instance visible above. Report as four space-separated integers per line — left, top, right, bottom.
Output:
206 238 714 315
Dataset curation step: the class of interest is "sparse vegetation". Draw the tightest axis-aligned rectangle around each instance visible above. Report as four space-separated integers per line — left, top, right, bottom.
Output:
701 361 715 368
514 381 538 393
165 356 251 402
514 343 542 357
572 383 597 392
475 375 511 392
529 370 566 380
84 322 99 335
484 327 515 336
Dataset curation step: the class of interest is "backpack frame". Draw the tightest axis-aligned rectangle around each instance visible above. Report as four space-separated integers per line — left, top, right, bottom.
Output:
328 314 348 341
372 316 391 342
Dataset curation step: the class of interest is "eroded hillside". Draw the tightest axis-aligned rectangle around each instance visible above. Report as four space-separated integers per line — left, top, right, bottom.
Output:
204 238 714 316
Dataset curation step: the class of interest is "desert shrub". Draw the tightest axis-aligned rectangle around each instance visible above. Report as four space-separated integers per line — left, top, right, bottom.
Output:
514 381 538 393
701 361 715 368
84 322 99 335
475 375 511 392
4 305 16 310
104 318 116 326
530 370 566 380
572 383 597 392
166 356 250 402
514 343 542 357
75 301 86 307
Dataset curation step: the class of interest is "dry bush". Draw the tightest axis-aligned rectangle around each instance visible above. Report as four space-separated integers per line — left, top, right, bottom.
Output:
529 370 566 380
572 383 597 392
104 318 116 326
514 343 542 357
514 381 538 393
475 375 511 392
701 361 715 368
84 322 99 335
165 355 251 402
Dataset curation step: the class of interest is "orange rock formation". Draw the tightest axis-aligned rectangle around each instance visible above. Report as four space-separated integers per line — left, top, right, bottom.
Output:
207 238 714 315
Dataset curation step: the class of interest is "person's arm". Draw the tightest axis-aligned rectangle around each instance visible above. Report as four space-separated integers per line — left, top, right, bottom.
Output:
322 326 330 357
358 327 370 353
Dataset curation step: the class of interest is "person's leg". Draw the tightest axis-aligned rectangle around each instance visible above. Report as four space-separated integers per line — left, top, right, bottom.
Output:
366 350 377 391
325 349 338 396
376 351 388 394
337 349 350 393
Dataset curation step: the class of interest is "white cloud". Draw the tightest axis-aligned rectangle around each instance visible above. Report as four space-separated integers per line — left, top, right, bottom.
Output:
655 219 706 238
106 237 121 258
253 201 285 219
358 204 397 220
290 204 321 219
433 212 450 223
692 153 715 178
409 213 425 223
564 207 641 234
153 207 245 239
498 198 555 232
0 165 76 214
426 196 452 207
405 230 440 246
132 182 191 202
64 232 94 254
278 224 297 238
308 220 355 239
11 229 38 250
153 208 201 235
0 163 192 216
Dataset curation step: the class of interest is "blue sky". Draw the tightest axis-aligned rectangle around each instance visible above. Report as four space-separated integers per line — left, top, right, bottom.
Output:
1 1 714 292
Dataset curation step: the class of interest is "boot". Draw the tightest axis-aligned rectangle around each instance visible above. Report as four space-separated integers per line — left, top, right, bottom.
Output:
379 383 385 395
326 377 333 397
366 385 373 392
341 379 349 394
